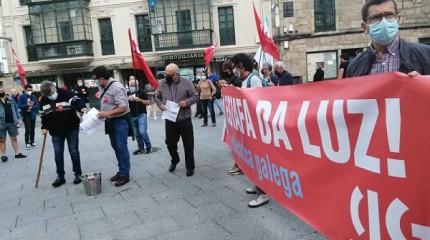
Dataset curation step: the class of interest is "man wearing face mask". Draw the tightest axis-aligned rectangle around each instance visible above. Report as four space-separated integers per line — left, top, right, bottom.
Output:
261 63 279 86
18 85 39 149
273 61 293 86
128 76 152 155
39 81 87 187
155 63 199 177
347 0 430 77
220 60 242 87
73 78 90 108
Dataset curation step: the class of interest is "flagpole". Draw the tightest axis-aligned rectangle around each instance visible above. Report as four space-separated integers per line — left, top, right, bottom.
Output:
128 29 139 89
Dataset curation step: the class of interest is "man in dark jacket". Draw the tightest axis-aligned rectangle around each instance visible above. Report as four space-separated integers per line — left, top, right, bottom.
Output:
347 0 430 77
313 63 325 82
155 63 199 177
273 61 293 86
39 81 87 187
73 78 90 108
18 85 39 149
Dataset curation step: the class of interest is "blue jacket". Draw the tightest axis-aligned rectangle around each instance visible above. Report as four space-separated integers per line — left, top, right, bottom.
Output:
18 93 39 120
0 96 22 128
347 38 430 77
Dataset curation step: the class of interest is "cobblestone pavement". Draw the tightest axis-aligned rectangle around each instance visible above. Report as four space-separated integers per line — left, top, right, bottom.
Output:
0 111 327 240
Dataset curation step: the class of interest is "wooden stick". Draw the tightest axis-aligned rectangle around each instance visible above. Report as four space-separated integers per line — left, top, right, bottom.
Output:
35 134 47 188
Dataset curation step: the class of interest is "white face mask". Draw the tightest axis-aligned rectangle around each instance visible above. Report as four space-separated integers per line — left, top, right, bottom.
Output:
197 76 207 80
78 82 83 86
26 91 32 95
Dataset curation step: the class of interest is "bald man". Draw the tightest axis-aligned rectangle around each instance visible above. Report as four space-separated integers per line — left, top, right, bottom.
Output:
155 63 199 176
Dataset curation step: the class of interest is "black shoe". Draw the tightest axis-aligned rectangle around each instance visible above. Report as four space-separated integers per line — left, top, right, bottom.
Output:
73 175 82 184
186 170 194 177
52 177 66 187
114 176 130 187
110 172 120 181
1 156 8 162
145 147 152 154
201 123 208 127
169 163 177 172
219 112 224 115
15 153 27 158
133 149 145 155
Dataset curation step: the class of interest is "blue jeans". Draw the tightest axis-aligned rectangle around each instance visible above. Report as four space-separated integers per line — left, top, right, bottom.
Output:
132 113 151 150
108 118 130 177
214 98 224 113
201 99 216 124
51 128 81 177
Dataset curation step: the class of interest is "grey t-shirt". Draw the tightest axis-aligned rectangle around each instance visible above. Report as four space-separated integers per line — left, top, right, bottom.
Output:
99 78 130 118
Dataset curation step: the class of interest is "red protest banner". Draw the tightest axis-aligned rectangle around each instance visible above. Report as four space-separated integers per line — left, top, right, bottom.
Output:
222 72 430 239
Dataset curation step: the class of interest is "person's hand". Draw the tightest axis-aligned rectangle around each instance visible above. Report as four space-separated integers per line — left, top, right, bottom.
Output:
81 108 87 113
97 111 109 119
408 71 421 77
41 129 48 135
128 95 135 101
178 101 187 108
159 104 168 111
18 120 24 127
29 101 34 106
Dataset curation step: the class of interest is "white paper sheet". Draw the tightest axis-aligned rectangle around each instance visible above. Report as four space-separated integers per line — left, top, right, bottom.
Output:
162 100 180 122
80 108 104 134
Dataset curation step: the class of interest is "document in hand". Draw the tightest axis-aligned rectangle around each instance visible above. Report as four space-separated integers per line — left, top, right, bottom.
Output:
162 100 180 122
80 107 104 134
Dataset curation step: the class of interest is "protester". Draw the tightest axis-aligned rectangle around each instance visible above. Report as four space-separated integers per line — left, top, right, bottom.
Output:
18 84 39 149
313 63 325 82
92 66 133 187
145 74 161 120
220 60 242 87
128 76 152 155
261 63 279 86
9 88 20 102
208 70 224 115
192 76 203 118
338 53 349 79
273 61 293 86
231 53 269 208
196 71 216 127
348 0 430 77
0 87 26 162
155 63 199 177
39 81 87 187
74 78 90 108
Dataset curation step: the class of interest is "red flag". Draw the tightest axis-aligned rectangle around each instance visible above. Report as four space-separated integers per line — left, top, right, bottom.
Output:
12 48 27 87
203 43 217 67
128 29 158 89
253 3 280 60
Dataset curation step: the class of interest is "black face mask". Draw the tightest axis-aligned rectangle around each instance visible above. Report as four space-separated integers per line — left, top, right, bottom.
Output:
166 75 174 84
223 71 231 77
0 92 5 97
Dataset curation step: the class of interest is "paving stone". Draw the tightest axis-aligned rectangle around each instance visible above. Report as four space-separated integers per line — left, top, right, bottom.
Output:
156 221 235 240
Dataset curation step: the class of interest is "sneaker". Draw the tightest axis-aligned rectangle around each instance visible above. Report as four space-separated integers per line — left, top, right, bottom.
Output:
110 172 120 182
219 112 224 115
73 175 82 184
145 147 152 154
52 177 66 187
212 123 216 127
201 123 208 127
1 156 8 162
248 194 269 208
246 185 258 194
114 176 130 187
25 144 31 150
15 153 27 158
133 149 145 155
32 143 38 147
228 166 243 175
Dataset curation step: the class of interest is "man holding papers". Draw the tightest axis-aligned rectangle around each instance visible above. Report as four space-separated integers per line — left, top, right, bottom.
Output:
155 63 199 177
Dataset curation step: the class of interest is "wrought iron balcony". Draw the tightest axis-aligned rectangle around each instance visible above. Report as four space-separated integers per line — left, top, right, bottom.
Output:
31 40 93 61
153 29 212 51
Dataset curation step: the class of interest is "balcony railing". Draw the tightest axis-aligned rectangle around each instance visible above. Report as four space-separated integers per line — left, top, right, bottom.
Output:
153 29 212 51
32 40 93 60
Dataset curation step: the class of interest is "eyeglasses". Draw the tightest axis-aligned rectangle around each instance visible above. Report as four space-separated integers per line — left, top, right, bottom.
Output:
366 11 397 24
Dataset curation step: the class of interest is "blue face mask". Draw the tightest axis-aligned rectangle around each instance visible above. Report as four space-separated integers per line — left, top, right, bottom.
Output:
129 87 136 93
369 18 399 45
48 92 58 101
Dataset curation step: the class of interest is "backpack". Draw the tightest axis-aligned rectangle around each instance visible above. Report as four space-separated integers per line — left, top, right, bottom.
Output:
246 73 269 88
214 82 222 99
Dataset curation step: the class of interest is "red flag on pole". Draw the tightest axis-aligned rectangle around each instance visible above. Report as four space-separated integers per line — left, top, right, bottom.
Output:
203 43 217 67
12 48 27 88
128 29 158 89
253 3 280 60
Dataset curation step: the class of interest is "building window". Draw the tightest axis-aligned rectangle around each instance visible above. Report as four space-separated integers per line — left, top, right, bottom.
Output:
99 18 115 55
136 15 152 52
218 6 235 46
314 0 335 32
59 21 74 41
283 2 294 18
19 0 30 6
24 26 37 62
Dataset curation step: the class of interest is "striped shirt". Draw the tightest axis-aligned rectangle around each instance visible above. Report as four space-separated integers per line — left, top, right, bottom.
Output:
370 36 400 75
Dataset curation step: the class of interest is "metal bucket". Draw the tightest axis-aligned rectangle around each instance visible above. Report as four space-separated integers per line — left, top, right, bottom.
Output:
82 172 102 196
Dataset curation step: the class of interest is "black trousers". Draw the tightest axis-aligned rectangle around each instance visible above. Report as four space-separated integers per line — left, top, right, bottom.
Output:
165 118 195 170
22 113 35 144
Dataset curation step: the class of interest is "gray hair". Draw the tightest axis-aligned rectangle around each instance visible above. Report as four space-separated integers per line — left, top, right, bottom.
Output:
274 61 286 70
40 81 56 96
262 63 273 71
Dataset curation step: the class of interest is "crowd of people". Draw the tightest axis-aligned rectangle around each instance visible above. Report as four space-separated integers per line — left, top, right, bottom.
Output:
1 0 429 210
